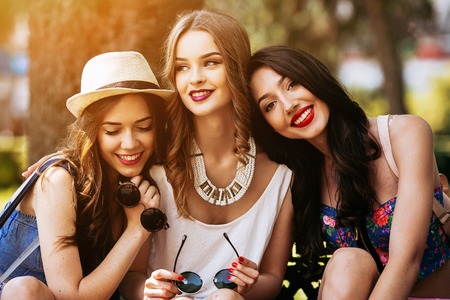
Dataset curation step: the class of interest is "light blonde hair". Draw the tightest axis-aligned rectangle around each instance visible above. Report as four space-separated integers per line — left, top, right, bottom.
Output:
163 9 252 217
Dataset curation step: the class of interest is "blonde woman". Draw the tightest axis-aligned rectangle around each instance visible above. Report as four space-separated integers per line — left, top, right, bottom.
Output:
143 10 294 300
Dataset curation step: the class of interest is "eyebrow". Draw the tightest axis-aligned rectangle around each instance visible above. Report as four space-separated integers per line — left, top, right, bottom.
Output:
175 51 222 62
257 75 286 105
101 116 153 126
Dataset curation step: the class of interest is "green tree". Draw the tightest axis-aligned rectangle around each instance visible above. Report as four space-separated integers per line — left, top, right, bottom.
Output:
207 0 435 114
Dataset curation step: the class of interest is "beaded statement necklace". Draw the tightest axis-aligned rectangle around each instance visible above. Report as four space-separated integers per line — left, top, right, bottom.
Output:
191 137 256 206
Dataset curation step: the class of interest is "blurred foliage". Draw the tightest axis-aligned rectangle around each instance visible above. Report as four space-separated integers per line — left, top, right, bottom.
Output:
406 72 450 133
206 0 436 115
0 136 27 188
205 0 434 70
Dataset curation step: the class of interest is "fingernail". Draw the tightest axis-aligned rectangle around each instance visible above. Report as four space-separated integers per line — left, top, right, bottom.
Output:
177 275 184 281
232 262 238 268
228 268 234 273
238 256 244 263
227 276 231 280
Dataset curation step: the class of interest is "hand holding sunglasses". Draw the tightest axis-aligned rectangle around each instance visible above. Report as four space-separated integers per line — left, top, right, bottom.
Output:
116 180 169 232
173 233 240 294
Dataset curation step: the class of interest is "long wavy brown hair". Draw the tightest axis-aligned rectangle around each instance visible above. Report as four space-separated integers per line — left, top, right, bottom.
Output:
45 93 166 275
162 10 252 218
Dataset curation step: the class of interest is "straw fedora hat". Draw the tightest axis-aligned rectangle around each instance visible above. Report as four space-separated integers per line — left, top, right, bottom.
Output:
66 51 174 118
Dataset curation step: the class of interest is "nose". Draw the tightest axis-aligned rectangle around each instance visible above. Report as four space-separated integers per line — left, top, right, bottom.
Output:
121 130 138 149
190 66 205 85
283 100 299 115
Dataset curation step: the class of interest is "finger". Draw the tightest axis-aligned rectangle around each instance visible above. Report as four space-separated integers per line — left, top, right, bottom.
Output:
22 155 52 178
145 270 182 296
138 180 151 193
235 256 258 270
141 184 160 207
230 266 259 286
129 174 144 186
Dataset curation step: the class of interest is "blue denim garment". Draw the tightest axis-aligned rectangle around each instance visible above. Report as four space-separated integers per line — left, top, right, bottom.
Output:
0 203 45 284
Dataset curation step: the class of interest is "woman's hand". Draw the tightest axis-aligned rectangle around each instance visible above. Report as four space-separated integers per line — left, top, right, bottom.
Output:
229 256 259 296
144 269 182 299
22 154 56 178
124 176 160 232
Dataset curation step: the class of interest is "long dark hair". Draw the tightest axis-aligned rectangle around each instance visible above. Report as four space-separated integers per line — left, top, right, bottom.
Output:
247 45 380 276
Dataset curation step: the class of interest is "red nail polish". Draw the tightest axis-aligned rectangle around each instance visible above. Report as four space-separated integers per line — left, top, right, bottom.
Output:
228 268 234 273
177 275 184 281
238 256 244 263
232 262 238 268
227 276 231 280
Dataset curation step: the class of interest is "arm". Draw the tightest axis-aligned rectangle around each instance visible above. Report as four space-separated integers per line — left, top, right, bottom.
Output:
370 115 437 300
238 187 294 299
35 167 152 300
118 235 151 300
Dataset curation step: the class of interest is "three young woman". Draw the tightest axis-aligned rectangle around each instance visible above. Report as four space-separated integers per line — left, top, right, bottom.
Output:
248 45 450 299
0 51 173 299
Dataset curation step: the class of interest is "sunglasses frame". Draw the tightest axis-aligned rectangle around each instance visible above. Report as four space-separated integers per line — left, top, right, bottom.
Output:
173 233 240 294
116 181 169 232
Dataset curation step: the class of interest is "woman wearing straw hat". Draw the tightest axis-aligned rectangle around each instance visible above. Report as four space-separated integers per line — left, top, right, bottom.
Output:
0 51 173 299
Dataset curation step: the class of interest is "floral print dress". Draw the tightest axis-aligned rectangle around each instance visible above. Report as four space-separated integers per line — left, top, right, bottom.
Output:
321 187 450 279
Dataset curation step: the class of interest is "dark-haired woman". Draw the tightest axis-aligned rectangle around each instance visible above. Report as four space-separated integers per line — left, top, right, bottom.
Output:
248 45 450 299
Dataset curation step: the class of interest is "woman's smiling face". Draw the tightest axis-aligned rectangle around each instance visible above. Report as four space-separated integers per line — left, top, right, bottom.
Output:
250 65 330 141
174 30 232 117
97 93 156 179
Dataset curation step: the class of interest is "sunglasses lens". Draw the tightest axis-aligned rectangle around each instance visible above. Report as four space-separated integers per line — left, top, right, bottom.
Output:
176 271 202 293
214 269 237 290
140 208 169 232
116 182 140 207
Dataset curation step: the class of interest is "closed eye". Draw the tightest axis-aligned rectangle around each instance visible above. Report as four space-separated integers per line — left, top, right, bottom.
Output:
138 124 154 131
104 128 120 135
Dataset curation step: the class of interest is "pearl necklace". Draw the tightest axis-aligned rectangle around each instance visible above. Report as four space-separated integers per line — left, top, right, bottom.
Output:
191 137 256 206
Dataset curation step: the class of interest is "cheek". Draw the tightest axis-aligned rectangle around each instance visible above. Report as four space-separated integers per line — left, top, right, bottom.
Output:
146 132 156 150
263 108 285 129
97 135 116 157
175 73 188 91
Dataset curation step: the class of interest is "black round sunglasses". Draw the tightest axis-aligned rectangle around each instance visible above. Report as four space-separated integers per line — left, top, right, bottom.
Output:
173 233 240 294
116 181 169 232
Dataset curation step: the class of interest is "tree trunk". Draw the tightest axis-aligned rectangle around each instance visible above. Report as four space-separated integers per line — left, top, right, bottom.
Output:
27 0 202 164
364 0 406 114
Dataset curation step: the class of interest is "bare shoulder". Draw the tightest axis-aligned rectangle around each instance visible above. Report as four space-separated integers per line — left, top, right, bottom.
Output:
36 165 75 201
389 114 432 141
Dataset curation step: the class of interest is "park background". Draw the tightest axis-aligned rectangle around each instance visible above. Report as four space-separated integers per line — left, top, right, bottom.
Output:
0 0 449 299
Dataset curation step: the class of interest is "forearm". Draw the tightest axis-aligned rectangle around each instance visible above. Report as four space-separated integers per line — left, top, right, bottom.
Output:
369 256 421 300
48 228 149 299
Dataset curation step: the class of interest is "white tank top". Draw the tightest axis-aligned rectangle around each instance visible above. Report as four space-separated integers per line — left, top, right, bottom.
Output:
148 164 292 299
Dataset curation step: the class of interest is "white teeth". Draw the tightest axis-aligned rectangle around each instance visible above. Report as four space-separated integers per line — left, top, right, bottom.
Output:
191 91 209 97
119 154 141 161
293 107 312 125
